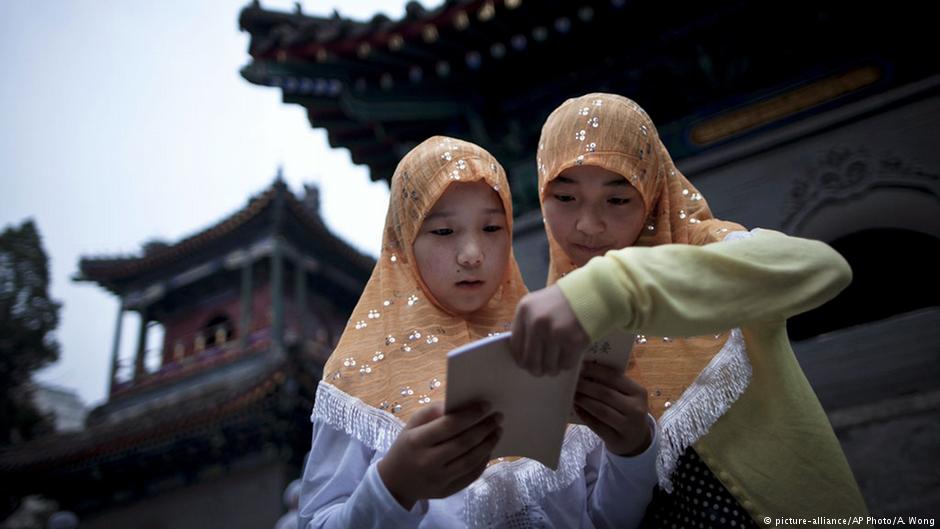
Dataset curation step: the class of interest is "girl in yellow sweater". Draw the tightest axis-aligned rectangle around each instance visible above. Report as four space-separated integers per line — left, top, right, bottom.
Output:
510 93 869 527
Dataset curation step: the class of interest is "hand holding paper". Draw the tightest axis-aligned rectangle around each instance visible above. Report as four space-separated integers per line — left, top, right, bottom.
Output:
509 285 591 376
378 401 502 509
575 362 652 457
445 329 635 469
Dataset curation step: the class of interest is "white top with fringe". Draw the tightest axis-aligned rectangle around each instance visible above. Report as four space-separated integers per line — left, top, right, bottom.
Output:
297 381 659 529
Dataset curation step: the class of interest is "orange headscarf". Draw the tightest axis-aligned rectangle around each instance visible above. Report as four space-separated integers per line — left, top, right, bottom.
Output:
322 136 529 423
538 93 746 421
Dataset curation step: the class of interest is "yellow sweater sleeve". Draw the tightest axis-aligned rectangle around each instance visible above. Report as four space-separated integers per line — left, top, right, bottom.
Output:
556 229 852 341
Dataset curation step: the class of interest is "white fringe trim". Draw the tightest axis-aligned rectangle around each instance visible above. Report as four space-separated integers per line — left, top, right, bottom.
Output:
464 425 601 529
312 382 404 453
650 229 756 491
656 327 751 492
312 381 602 529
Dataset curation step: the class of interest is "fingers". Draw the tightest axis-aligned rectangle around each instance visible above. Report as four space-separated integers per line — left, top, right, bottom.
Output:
613 372 648 397
405 401 445 429
443 459 490 497
439 412 503 464
512 292 555 376
412 401 491 446
444 422 502 472
522 315 544 375
511 287 589 376
578 365 649 418
574 400 618 440
575 392 624 433
443 429 501 492
557 334 588 372
580 363 647 398
576 367 652 455
578 361 619 381
577 377 630 414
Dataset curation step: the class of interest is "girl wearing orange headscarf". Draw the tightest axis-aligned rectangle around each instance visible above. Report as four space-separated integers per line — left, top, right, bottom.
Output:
511 94 869 528
299 136 660 529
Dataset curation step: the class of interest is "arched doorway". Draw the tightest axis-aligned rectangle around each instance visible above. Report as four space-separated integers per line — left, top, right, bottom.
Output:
787 228 940 341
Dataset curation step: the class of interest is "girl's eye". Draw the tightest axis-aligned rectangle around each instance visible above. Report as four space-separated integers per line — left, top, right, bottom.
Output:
608 197 631 206
483 225 503 233
430 228 453 236
553 194 575 203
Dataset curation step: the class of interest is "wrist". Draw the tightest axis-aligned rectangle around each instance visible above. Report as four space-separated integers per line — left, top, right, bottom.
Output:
377 457 417 510
610 423 652 457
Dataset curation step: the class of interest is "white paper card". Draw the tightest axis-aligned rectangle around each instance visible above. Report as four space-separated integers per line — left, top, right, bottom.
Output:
445 333 576 469
444 330 634 469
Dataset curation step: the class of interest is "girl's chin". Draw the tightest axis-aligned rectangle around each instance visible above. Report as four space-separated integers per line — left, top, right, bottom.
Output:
565 244 611 266
445 298 488 315
564 251 591 267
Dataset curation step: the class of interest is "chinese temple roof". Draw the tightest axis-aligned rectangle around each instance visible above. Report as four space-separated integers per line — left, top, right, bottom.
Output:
239 0 934 212
77 179 375 295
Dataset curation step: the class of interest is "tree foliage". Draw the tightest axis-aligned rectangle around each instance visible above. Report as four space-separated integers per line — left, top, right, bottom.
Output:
0 219 61 445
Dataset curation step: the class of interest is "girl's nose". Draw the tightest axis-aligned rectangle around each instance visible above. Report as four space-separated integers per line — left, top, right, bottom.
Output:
576 210 605 236
457 239 484 268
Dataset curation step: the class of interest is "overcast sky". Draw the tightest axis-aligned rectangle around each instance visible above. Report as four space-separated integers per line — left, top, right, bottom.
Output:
0 0 410 407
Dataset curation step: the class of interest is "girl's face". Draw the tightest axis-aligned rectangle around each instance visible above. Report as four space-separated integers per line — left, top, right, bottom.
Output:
543 165 645 267
413 180 510 315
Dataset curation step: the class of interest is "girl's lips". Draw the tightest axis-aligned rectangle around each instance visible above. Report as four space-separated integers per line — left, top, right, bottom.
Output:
573 243 611 254
455 280 485 288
